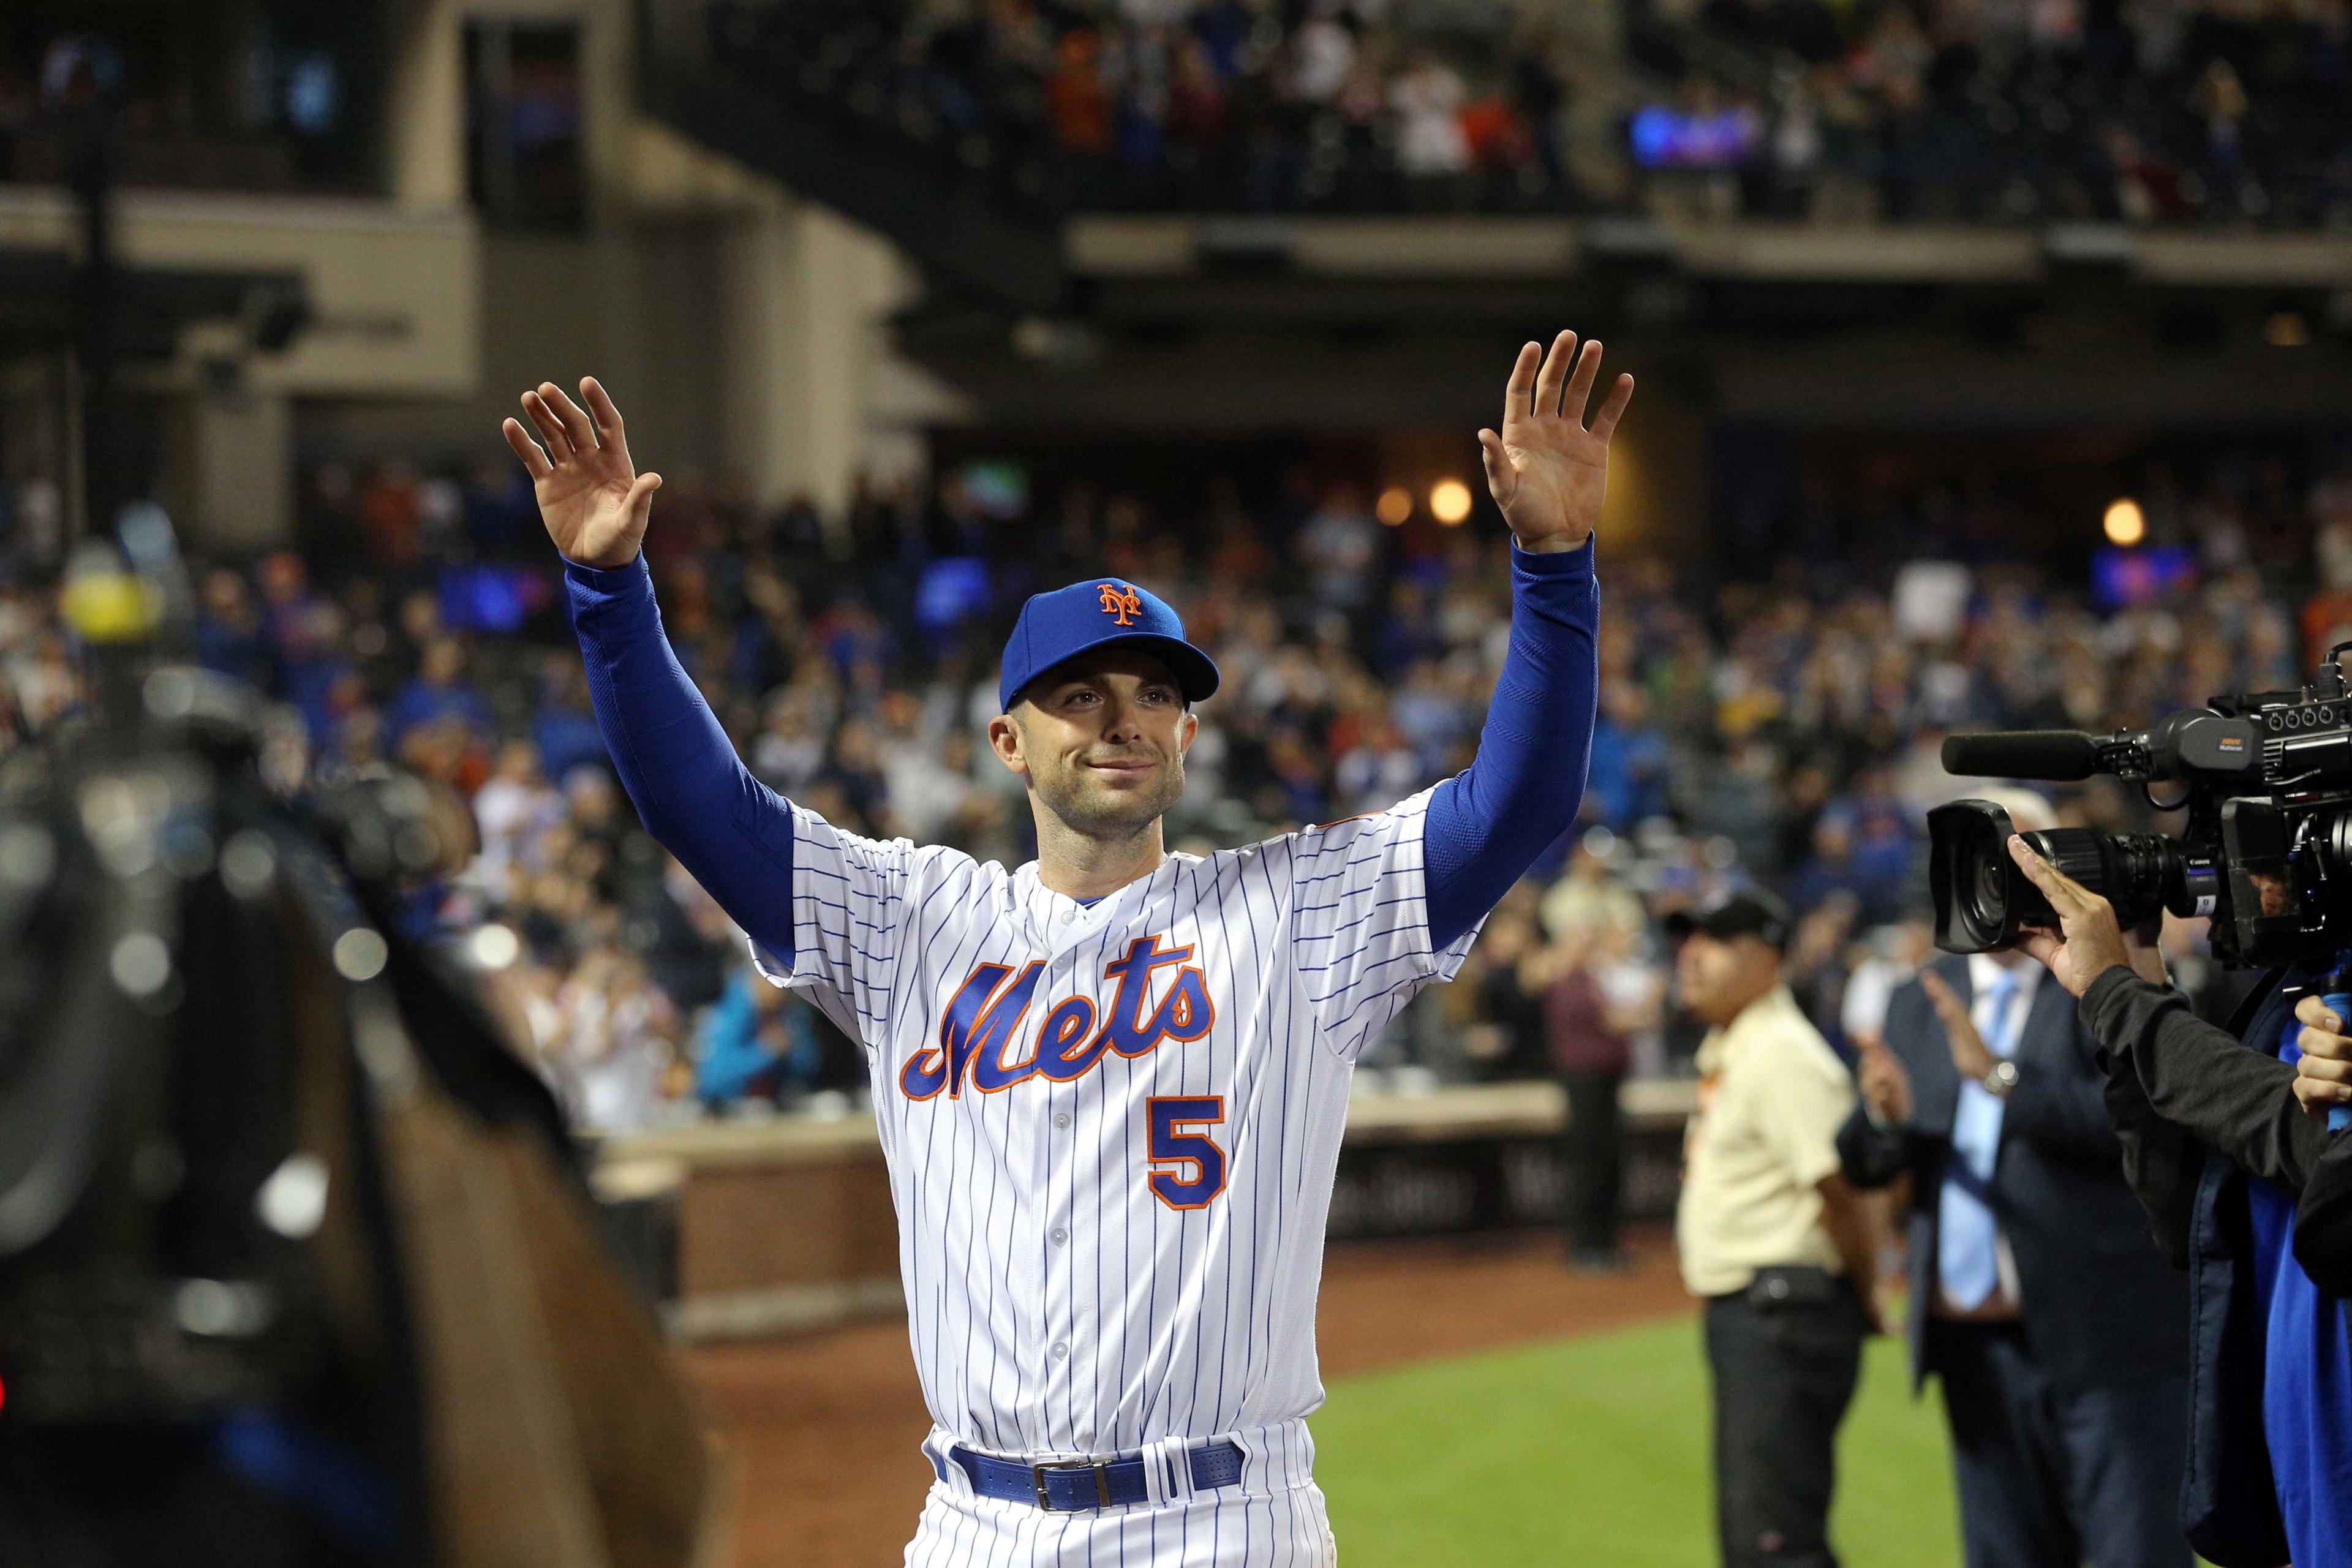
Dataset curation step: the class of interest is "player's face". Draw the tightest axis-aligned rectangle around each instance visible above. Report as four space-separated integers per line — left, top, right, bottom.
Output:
995 650 1198 839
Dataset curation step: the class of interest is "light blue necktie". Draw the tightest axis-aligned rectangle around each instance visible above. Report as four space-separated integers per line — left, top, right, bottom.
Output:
1937 970 2021 1311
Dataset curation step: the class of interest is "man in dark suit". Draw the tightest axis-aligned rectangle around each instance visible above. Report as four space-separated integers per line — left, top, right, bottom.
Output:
1837 794 2191 1567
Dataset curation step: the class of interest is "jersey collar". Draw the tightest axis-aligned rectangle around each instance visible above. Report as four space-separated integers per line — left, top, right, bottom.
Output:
1014 856 1196 960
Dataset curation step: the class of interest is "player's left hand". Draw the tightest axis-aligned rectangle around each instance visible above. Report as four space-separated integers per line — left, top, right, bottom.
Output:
1479 331 1634 554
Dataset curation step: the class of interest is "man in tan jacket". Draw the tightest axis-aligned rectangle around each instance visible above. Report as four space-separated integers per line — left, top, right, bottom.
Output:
1672 889 1878 1568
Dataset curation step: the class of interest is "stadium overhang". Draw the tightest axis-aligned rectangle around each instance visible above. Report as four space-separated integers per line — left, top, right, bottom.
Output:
1057 215 2352 320
888 216 2352 432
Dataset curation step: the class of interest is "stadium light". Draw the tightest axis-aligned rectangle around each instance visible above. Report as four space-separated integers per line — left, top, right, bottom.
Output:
1376 486 1413 526
2103 497 2146 546
1430 479 1473 526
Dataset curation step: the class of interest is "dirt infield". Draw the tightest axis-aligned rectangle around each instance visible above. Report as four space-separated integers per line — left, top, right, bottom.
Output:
684 1226 1689 1568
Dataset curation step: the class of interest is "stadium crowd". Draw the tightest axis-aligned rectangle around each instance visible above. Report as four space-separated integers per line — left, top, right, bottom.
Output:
1 439 2347 1133
704 0 1586 213
1634 0 2352 225
696 0 2352 227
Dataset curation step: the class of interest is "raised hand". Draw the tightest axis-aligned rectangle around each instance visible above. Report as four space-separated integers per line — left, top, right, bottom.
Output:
1479 331 1635 553
1917 968 1995 1080
1855 1034 1915 1126
502 378 662 570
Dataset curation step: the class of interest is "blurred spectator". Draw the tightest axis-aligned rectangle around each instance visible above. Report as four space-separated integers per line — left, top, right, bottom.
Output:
534 652 611 783
473 739 565 901
693 965 821 1110
360 458 423 573
387 636 495 746
195 567 271 688
1298 484 1381 610
1391 53 1473 200
1529 919 1660 1270
545 941 682 1133
1585 679 1672 829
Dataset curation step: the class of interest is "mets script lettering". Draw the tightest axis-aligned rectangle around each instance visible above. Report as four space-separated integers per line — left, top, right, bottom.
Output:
899 935 1216 1099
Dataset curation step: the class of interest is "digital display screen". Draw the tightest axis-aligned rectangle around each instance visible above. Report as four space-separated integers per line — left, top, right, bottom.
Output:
1628 105 1762 170
915 557 993 633
2090 544 2196 609
959 460 1030 520
439 563 552 633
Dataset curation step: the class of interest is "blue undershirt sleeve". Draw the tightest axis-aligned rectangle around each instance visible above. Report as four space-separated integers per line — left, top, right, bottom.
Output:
564 554 799 964
1423 539 1601 951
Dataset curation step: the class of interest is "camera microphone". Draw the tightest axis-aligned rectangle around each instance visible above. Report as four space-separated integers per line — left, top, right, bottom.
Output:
1941 731 2103 781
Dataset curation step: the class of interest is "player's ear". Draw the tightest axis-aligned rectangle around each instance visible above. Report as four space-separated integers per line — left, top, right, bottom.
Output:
987 711 1030 779
1179 709 1199 759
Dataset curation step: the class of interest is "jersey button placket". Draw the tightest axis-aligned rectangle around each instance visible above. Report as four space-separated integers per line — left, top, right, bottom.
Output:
1038 1074 1082 1445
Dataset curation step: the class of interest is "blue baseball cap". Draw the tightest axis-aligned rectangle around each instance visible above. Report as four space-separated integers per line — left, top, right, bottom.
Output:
998 578 1221 712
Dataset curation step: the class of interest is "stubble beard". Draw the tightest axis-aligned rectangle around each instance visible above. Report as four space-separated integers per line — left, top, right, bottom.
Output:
1035 752 1186 844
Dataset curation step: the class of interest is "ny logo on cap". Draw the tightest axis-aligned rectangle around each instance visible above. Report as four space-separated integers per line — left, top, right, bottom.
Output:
1097 582 1142 627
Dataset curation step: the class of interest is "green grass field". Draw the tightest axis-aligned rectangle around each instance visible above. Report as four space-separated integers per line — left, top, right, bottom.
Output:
1316 1314 1961 1567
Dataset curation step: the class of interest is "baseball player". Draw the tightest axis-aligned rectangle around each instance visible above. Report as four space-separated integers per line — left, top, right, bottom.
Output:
502 330 1628 1565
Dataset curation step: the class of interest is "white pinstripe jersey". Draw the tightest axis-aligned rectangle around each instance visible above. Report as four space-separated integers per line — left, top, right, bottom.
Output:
747 783 1479 1466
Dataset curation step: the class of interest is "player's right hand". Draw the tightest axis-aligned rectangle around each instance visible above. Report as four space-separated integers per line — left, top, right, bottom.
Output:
502 377 661 570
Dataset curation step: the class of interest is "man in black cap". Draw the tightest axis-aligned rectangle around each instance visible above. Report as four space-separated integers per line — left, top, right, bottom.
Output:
1671 888 1877 1568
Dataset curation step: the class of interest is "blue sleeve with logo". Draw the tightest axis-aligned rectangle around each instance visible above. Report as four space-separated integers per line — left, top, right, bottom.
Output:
564 554 799 964
1423 540 1601 951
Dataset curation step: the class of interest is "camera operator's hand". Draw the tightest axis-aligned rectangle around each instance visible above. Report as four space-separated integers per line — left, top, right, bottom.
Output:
1919 967 1997 1080
2122 915 2170 987
1855 1034 1915 1126
2293 993 2352 1119
2006 835 2133 998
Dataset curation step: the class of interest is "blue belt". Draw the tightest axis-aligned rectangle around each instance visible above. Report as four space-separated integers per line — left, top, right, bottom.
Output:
950 1439 1245 1512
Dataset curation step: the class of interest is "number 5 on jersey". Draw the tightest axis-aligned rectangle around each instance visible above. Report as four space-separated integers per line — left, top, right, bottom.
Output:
1146 1096 1227 1210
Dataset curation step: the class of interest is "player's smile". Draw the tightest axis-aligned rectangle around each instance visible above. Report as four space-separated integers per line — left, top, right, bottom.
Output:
1082 752 1158 778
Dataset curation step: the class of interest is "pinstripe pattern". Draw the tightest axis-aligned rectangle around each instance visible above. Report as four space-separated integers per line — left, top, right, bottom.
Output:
750 788 1476 1565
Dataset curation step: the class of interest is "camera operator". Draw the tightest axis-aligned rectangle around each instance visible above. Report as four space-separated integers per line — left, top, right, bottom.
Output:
1838 791 2190 1568
2288 1014 2352 1302
2000 834 2345 1568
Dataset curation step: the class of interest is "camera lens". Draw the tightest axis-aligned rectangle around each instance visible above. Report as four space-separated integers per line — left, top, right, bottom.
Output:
1929 801 2026 954
1929 802 2194 954
1969 853 2007 930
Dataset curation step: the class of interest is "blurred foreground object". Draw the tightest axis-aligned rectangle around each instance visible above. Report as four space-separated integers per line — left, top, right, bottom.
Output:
0 526 722 1567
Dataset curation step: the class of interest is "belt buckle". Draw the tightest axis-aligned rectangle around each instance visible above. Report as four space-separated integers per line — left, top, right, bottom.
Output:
1033 1459 1112 1511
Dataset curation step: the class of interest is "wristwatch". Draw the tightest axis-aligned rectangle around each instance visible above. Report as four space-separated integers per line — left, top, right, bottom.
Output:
1982 1060 2020 1099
